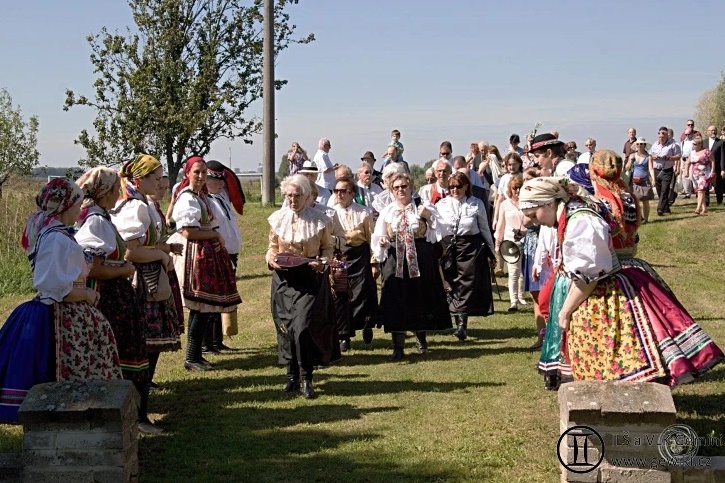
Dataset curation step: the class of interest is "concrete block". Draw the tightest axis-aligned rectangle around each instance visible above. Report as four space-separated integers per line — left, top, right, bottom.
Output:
0 453 23 482
21 431 56 450
599 467 671 482
22 466 95 483
54 431 123 451
680 468 713 483
91 466 125 483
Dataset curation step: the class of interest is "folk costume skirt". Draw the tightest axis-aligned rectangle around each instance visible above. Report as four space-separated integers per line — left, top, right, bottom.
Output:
335 242 380 337
183 238 241 311
539 269 723 387
380 238 452 333
443 233 494 317
0 299 123 423
271 265 341 367
93 276 150 384
135 261 183 352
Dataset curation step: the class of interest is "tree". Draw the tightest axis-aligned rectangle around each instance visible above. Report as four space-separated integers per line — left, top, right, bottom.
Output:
64 0 313 185
694 72 725 131
0 89 40 198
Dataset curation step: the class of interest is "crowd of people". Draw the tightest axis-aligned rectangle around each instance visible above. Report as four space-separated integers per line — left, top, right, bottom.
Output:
0 122 723 426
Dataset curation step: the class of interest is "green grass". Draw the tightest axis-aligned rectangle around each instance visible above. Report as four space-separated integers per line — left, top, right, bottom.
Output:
0 195 724 482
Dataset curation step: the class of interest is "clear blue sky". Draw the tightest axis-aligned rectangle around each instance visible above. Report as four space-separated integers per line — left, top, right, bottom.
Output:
1 0 723 171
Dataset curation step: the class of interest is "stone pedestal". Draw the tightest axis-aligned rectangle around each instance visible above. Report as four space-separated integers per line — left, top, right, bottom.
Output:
559 381 676 483
17 380 139 483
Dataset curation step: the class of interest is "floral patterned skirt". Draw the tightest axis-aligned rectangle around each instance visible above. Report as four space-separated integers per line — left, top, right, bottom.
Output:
565 268 723 387
54 301 123 381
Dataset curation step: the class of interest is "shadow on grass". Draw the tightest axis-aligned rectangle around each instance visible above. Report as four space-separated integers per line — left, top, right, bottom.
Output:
141 374 481 482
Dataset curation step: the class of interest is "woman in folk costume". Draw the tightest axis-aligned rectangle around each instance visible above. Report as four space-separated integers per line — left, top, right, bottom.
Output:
436 172 495 341
75 168 160 434
330 176 379 349
0 179 121 422
147 174 185 337
520 175 723 390
588 150 672 291
171 156 241 371
266 174 340 399
372 172 451 361
201 160 245 353
110 155 182 386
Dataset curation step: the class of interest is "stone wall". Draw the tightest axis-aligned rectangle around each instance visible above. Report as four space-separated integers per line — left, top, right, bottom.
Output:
17 380 139 483
559 381 725 483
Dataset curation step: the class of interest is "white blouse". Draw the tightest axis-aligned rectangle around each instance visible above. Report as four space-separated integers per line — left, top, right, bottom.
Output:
75 206 118 259
496 199 525 244
436 196 494 250
371 202 448 262
208 192 242 254
172 188 218 230
533 225 559 275
111 197 159 244
562 210 614 282
33 223 88 304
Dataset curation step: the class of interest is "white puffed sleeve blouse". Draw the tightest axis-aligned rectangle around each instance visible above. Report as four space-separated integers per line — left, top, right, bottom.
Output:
562 211 615 283
33 223 87 304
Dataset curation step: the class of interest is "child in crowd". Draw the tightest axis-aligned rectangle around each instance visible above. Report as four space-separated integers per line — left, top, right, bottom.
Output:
384 129 404 158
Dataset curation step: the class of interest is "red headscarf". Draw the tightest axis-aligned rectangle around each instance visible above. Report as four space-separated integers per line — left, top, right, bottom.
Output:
172 156 207 203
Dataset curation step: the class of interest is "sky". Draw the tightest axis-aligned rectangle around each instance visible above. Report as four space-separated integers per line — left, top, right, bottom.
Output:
1 0 723 172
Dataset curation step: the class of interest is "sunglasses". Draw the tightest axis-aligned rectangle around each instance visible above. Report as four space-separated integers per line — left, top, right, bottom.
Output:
392 184 409 191
687 124 694 127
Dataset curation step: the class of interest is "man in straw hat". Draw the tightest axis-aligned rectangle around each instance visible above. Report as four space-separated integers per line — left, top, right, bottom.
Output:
298 160 332 205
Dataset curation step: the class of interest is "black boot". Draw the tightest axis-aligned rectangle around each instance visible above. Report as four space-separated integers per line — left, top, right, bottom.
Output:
185 311 212 371
390 333 405 361
284 362 300 392
415 331 428 354
301 365 314 399
201 318 219 354
453 314 468 341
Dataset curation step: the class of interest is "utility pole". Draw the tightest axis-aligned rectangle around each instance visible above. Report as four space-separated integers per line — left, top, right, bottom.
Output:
261 0 275 205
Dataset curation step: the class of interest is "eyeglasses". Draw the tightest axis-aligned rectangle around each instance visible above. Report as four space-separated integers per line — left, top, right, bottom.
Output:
391 184 409 191
333 189 350 194
425 178 435 182
285 193 303 200
686 123 694 127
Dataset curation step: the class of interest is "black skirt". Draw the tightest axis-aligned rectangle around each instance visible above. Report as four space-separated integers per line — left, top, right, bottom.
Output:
337 242 380 335
442 233 494 316
379 238 452 333
271 265 341 367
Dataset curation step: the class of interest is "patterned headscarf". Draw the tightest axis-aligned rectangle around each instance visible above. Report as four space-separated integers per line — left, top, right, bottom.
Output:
589 149 640 249
119 154 162 199
518 177 572 210
566 163 595 195
21 178 83 253
77 167 119 209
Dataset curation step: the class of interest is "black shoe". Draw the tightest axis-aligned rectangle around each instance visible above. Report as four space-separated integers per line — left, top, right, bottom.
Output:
184 360 211 371
201 346 220 355
340 339 350 352
283 378 300 393
508 305 518 312
302 380 315 399
657 212 664 216
216 343 239 352
453 326 467 341
390 347 405 361
149 381 162 391
544 373 560 391
362 328 373 344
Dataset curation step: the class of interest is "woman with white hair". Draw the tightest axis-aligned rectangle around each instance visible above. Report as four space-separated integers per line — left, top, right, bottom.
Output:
265 174 340 399
372 162 409 213
520 176 723 390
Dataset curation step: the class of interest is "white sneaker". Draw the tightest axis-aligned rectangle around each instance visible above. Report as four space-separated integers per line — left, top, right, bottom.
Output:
517 299 528 306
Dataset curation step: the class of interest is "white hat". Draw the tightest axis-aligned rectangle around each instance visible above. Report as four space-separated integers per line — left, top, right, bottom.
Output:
298 160 319 174
632 137 651 151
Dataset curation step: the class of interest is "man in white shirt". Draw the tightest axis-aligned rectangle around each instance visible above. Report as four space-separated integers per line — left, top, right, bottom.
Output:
679 125 696 198
419 159 452 205
313 138 338 189
577 138 596 164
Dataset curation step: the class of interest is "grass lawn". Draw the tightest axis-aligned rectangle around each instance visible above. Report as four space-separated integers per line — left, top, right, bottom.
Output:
1 196 724 483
